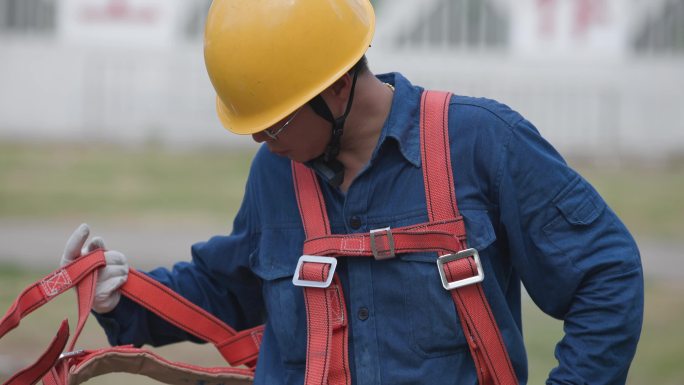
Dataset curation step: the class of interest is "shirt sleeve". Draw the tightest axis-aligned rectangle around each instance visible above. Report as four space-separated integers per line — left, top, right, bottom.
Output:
496 118 644 384
94 172 264 348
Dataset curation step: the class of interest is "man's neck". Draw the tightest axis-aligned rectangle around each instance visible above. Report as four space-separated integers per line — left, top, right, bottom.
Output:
336 73 394 192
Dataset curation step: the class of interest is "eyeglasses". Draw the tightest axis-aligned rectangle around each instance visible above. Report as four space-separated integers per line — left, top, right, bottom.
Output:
263 107 302 140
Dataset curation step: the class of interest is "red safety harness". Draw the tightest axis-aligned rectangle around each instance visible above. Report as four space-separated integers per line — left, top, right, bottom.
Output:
291 90 517 385
0 250 259 385
0 90 516 385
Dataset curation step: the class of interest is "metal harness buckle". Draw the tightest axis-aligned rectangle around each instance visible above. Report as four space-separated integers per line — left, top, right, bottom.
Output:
58 349 86 360
292 255 337 288
436 248 484 290
370 227 395 260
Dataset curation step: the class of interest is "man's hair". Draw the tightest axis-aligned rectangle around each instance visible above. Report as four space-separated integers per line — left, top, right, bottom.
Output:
349 55 369 74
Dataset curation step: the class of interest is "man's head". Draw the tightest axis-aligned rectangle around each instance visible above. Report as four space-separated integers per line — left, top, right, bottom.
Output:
249 59 370 164
204 0 375 136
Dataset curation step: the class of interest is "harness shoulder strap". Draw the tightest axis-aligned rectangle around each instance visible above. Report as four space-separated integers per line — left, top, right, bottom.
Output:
292 162 351 385
421 90 517 385
420 90 460 221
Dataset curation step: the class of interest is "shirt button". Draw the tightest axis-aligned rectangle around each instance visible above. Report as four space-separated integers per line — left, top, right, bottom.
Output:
349 216 362 230
358 307 369 321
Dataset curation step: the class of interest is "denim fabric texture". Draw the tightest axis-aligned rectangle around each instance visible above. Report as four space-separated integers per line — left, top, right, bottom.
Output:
96 72 643 385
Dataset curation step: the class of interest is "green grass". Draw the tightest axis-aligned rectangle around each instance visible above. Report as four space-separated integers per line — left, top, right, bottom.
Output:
576 163 684 239
523 279 684 385
1 143 682 239
0 143 255 222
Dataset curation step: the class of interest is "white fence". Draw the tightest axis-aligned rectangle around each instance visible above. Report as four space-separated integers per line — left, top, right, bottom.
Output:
1 37 683 160
0 37 252 148
0 0 683 159
369 50 684 160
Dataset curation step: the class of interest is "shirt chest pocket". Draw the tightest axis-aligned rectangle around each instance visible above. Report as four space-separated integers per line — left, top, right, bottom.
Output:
540 176 611 271
397 210 497 358
250 228 307 367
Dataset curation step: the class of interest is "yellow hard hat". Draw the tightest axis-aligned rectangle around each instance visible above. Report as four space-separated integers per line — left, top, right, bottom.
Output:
204 0 375 135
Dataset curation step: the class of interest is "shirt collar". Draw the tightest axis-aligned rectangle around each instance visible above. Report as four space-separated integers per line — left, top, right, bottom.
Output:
374 72 423 168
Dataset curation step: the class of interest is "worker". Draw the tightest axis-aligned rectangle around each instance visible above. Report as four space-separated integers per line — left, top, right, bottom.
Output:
60 1 643 384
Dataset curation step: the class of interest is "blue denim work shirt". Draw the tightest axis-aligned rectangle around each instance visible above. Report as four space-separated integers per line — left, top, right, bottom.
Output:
96 72 643 385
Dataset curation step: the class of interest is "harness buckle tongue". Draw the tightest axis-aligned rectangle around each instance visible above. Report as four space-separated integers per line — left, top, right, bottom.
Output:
437 248 484 290
292 255 337 288
370 227 396 260
58 349 86 360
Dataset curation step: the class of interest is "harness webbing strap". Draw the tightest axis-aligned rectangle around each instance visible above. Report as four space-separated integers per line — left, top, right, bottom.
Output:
420 90 517 385
0 249 259 385
293 159 332 237
292 161 352 385
0 251 106 339
0 251 106 385
120 269 263 367
300 273 349 385
4 320 69 385
420 90 460 221
446 258 516 385
302 219 465 257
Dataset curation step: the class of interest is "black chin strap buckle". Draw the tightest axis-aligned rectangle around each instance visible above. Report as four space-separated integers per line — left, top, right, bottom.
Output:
309 156 345 188
305 68 361 188
324 118 345 161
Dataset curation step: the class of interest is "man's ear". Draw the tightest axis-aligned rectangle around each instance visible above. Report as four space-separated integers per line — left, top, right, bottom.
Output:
321 73 353 116
330 73 352 95
328 72 352 98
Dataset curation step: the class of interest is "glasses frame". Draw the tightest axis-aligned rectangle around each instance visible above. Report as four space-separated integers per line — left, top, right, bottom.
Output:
263 107 302 140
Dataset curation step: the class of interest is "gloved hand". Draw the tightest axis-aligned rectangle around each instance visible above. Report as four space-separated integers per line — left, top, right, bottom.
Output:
61 223 129 314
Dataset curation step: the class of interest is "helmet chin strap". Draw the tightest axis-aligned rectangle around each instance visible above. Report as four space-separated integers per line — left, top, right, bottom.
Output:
306 69 360 188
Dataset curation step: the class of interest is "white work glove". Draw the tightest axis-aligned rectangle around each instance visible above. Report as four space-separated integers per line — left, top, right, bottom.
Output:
60 223 129 314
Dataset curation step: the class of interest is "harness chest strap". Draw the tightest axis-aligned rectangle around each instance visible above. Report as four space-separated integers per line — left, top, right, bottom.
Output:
0 250 258 385
291 90 517 385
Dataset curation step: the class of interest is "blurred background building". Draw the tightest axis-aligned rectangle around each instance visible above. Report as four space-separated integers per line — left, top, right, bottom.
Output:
0 0 682 160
